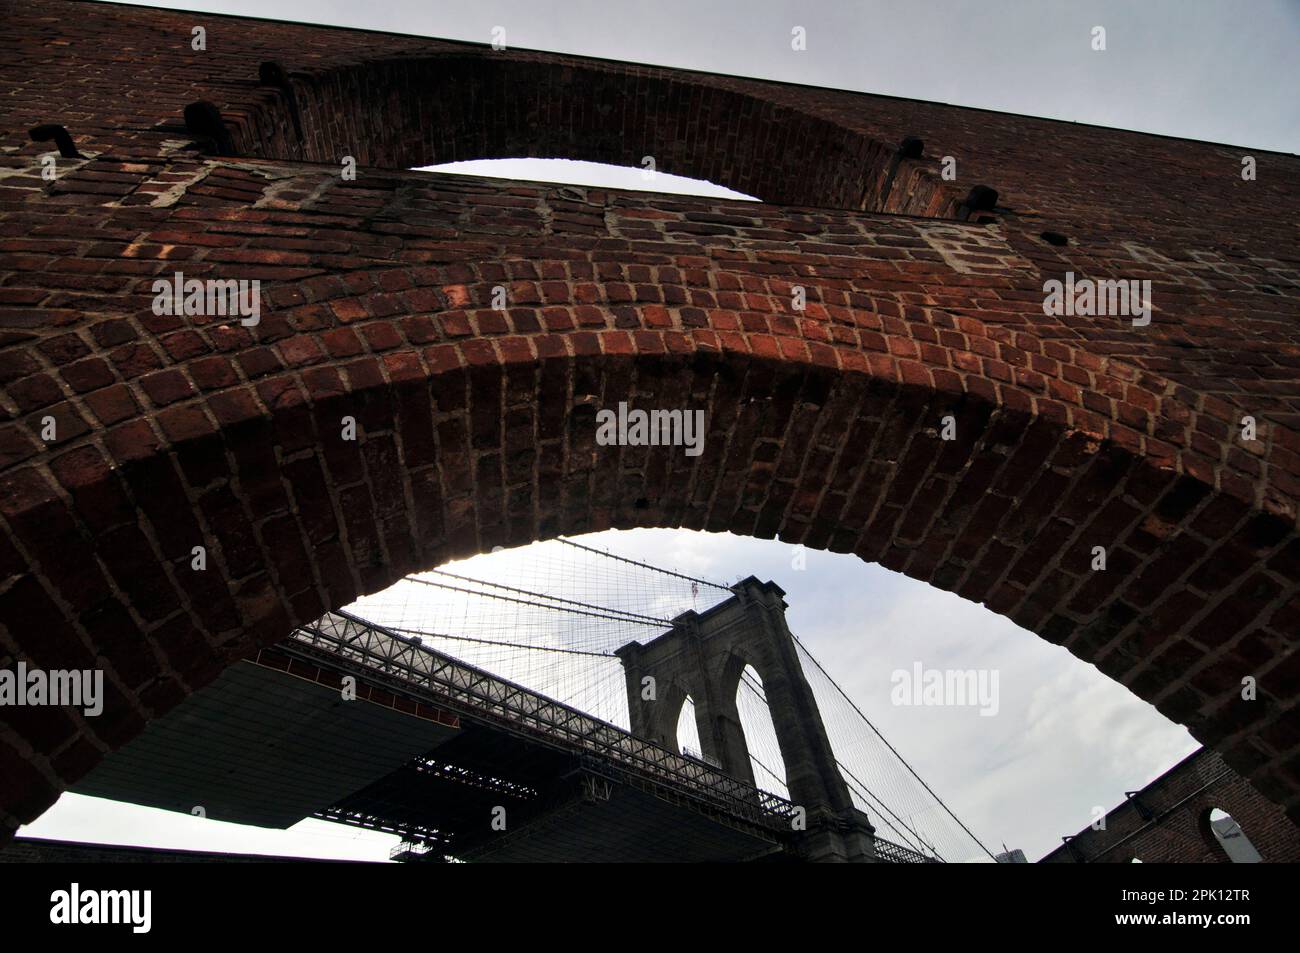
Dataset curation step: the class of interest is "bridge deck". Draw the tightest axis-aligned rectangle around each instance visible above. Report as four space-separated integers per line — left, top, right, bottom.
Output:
71 658 459 828
288 611 801 836
69 610 934 862
69 611 804 860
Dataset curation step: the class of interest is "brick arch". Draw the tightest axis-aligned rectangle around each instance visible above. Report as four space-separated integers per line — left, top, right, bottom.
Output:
233 53 965 215
1197 806 1235 861
1 0 1299 844
2 323 1295 835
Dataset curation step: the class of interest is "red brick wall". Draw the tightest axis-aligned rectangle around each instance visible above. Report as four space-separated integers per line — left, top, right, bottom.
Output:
1041 747 1300 862
0 1 1298 841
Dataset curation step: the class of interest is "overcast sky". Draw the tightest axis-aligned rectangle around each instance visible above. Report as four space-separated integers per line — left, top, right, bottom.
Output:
27 0 1292 862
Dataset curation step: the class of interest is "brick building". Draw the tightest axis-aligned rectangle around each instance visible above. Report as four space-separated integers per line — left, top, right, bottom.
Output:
1042 747 1300 863
0 1 1297 845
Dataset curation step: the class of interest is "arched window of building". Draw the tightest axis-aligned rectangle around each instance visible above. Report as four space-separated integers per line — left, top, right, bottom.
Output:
1202 807 1263 863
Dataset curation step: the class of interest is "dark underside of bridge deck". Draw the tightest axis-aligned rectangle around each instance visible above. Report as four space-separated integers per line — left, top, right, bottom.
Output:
453 783 785 863
71 660 460 828
340 728 785 863
69 656 790 862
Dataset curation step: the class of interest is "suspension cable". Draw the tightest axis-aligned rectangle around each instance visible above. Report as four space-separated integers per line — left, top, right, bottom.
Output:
791 633 998 861
384 625 615 659
837 758 944 860
406 574 673 628
425 569 676 627
749 751 787 789
739 664 942 858
556 536 732 591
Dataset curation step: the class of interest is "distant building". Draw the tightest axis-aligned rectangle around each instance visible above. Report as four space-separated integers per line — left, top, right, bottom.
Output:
1041 748 1300 863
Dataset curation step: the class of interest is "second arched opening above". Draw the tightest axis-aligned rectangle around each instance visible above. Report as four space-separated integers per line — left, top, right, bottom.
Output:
232 53 969 216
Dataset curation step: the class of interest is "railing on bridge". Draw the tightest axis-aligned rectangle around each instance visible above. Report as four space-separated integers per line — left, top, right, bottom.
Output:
287 611 802 835
287 610 941 862
390 839 441 863
874 837 943 864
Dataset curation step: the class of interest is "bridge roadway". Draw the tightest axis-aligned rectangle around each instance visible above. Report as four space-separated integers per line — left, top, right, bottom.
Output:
71 610 933 863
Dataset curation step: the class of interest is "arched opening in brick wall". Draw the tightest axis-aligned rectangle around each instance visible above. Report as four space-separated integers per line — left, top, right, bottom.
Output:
4 295 1298 838
232 55 965 215
418 158 761 202
1200 807 1263 863
2 5 1298 844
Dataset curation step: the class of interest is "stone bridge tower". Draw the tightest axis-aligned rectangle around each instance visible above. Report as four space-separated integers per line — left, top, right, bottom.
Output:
615 577 877 861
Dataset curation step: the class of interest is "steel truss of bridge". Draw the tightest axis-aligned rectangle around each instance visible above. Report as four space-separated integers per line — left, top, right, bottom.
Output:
71 608 937 863
287 611 936 863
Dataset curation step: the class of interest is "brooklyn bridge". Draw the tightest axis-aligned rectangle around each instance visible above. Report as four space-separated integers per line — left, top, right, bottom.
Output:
47 538 990 863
